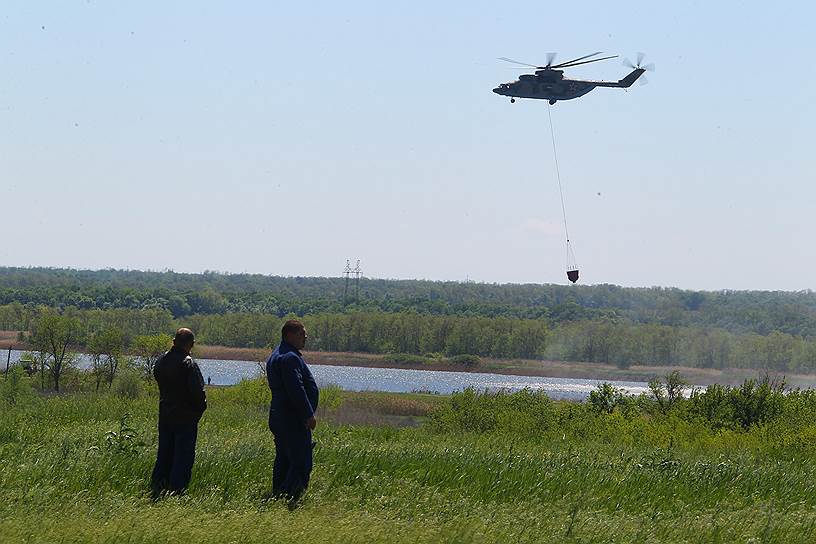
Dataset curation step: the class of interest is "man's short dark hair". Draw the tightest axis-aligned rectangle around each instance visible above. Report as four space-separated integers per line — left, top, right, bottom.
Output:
281 319 305 340
174 327 195 346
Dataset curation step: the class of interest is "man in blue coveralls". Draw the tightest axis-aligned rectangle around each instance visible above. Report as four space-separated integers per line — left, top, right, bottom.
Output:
266 319 319 506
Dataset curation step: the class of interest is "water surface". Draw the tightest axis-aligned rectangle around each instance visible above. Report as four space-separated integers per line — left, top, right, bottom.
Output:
5 349 649 400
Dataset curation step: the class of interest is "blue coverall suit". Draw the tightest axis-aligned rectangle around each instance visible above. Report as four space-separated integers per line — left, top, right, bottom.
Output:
266 340 320 501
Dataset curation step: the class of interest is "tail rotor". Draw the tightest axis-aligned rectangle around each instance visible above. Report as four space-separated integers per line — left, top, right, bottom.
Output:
623 52 655 84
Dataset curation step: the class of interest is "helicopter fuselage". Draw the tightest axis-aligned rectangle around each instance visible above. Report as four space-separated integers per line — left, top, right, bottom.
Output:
493 68 645 104
493 77 596 103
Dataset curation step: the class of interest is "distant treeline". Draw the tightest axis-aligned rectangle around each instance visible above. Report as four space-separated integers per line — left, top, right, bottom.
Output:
0 304 173 345
189 312 547 359
549 320 816 373
3 267 816 338
191 313 816 372
0 305 548 360
4 304 816 372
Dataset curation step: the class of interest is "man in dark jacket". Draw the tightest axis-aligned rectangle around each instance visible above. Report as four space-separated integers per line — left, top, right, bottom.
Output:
266 319 319 505
150 328 206 499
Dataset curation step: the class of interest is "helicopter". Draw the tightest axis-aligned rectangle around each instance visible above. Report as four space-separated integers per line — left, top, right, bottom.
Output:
493 52 654 105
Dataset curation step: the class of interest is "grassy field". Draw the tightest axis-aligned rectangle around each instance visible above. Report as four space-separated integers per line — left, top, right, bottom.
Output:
3 372 816 543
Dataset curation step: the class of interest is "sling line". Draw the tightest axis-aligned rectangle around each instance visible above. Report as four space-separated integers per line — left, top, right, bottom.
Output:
546 102 579 283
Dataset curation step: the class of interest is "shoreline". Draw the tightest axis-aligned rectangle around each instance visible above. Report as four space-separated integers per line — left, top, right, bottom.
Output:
191 344 816 388
4 333 814 388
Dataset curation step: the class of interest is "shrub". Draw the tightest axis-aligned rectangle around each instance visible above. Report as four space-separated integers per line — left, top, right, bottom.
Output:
588 382 627 414
648 371 689 413
686 375 786 430
688 383 734 429
616 358 632 370
382 353 431 365
61 366 97 393
212 376 269 408
112 369 143 399
104 413 144 455
447 354 481 368
429 388 555 434
1 365 35 406
317 383 344 414
729 375 785 430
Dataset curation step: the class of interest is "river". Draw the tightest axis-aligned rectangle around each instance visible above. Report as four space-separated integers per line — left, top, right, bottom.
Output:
4 350 650 401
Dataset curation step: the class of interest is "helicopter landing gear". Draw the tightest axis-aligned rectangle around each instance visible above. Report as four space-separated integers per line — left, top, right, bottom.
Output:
510 98 515 103
549 99 557 105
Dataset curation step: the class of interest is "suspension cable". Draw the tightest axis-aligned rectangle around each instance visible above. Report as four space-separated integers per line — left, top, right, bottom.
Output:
547 102 569 244
547 103 577 275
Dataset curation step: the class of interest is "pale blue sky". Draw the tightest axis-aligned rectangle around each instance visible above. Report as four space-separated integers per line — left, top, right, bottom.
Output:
1 1 813 291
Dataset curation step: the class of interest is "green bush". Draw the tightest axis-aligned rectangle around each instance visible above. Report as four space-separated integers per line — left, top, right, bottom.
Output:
0 365 35 406
429 388 555 434
210 376 269 408
686 375 786 430
588 382 627 414
103 413 144 455
318 383 344 413
729 375 785 430
112 369 143 399
647 371 690 414
446 354 481 368
382 353 431 365
687 383 734 429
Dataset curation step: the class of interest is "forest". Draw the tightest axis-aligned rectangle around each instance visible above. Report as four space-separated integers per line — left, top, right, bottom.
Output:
2 266 816 373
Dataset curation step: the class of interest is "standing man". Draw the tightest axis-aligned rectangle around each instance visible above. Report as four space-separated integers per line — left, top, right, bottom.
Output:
266 319 319 506
151 328 207 499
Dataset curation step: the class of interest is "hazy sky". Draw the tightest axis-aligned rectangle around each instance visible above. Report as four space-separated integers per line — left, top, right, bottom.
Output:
1 1 814 291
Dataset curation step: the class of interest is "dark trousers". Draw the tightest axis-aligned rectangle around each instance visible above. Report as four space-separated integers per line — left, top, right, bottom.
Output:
151 422 198 497
270 423 313 502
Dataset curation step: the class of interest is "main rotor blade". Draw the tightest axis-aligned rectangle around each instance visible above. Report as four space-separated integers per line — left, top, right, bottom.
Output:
556 55 618 68
545 52 557 67
550 51 603 68
498 57 545 69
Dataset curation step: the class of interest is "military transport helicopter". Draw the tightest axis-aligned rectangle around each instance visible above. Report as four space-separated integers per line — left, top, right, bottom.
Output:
493 52 654 104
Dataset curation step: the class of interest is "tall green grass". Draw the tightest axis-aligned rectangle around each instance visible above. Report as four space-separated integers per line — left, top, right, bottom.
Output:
3 378 816 542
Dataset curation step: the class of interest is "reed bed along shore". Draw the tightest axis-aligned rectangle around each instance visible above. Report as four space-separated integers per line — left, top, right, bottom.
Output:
3 375 816 543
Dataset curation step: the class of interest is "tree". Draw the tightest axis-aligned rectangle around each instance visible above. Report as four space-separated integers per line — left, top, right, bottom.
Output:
187 288 227 314
648 371 689 414
132 333 172 380
29 312 83 392
26 348 51 390
88 326 125 391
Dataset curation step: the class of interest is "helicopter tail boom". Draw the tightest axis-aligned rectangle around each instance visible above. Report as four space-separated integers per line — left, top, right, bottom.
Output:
594 68 646 88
